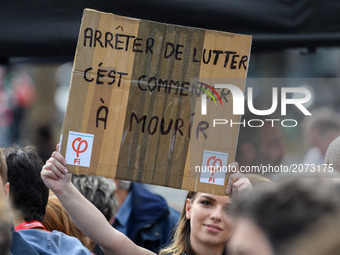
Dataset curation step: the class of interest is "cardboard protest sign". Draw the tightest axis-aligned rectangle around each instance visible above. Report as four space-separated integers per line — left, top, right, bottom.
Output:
60 8 252 195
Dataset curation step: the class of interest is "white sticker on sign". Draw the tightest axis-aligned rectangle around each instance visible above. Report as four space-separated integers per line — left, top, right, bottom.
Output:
65 131 94 167
200 150 228 186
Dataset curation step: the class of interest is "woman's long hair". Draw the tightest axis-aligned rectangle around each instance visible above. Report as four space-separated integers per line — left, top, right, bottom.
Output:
43 195 96 251
159 191 197 255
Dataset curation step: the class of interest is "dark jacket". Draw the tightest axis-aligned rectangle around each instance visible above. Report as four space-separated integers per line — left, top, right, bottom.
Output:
115 182 180 253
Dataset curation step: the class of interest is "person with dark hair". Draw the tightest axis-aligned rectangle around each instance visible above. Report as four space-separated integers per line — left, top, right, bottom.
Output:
235 113 285 171
4 145 91 255
5 146 49 224
0 146 40 255
283 211 340 255
41 147 252 255
227 178 340 255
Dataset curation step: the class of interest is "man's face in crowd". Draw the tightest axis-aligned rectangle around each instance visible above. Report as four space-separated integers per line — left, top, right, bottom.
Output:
256 123 285 166
228 217 273 255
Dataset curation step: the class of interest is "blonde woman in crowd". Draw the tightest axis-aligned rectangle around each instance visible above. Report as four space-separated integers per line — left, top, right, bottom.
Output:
42 145 252 255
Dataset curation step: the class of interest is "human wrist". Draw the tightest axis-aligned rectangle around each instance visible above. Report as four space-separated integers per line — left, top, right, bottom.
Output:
55 181 75 199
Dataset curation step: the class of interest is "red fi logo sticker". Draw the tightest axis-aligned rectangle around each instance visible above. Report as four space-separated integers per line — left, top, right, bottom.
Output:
72 138 88 157
72 138 88 164
65 131 94 167
200 150 228 186
207 156 223 177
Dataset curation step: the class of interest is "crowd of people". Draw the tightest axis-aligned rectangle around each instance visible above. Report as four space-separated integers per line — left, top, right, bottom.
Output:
0 118 340 254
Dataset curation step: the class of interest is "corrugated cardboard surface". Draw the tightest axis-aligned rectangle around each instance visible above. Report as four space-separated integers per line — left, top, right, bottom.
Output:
60 8 252 195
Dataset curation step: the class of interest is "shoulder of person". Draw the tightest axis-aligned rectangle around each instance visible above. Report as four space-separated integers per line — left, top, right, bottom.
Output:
17 229 91 255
